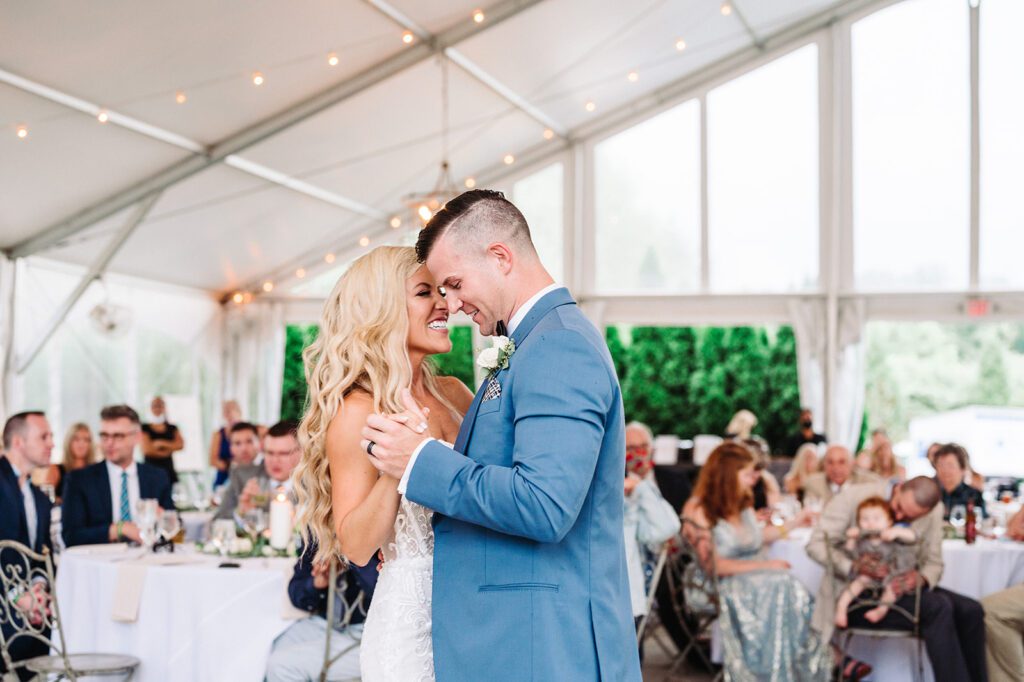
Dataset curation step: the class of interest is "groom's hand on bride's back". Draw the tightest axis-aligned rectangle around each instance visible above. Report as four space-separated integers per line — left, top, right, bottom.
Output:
361 389 430 480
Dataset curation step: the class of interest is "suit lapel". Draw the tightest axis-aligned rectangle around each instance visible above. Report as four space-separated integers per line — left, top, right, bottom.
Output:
0 457 31 545
98 463 114 524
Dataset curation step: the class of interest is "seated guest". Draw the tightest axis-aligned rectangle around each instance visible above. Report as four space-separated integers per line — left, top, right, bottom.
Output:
803 445 880 505
1 412 55 680
141 396 185 485
869 440 906 484
724 409 757 440
741 437 781 513
62 405 174 547
622 422 680 626
266 544 380 681
807 476 987 682
982 582 1024 682
212 421 262 519
40 422 98 503
933 443 986 520
782 407 827 457
216 420 300 521
784 443 821 499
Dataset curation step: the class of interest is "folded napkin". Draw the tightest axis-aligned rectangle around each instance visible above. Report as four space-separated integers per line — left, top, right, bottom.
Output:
66 543 130 556
111 562 147 622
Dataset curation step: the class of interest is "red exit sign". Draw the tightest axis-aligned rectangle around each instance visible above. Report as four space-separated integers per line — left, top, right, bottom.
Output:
966 298 991 317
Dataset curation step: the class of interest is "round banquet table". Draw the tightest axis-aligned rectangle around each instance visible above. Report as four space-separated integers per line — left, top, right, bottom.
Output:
54 544 302 682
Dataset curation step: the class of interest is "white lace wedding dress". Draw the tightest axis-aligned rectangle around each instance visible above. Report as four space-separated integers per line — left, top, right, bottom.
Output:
359 495 435 681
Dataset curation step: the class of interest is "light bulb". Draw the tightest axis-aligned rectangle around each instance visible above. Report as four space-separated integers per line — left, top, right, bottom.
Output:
503 154 515 165
359 236 370 247
473 9 485 23
97 110 109 123
720 1 733 16
390 216 402 229
402 31 414 45
175 91 187 104
16 125 28 139
464 177 477 189
543 128 554 140
252 71 265 86
262 281 274 293
627 71 639 83
327 52 339 67
232 292 244 304
675 38 687 52
295 267 306 279
585 100 596 112
324 253 336 264
418 205 433 222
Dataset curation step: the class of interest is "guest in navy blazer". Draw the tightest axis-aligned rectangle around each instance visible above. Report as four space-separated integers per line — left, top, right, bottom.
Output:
1 411 56 680
62 405 174 548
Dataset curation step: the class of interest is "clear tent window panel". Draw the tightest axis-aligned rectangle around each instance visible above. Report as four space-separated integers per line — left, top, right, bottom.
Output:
512 162 564 284
852 0 970 291
707 44 820 293
979 0 1024 289
594 99 701 294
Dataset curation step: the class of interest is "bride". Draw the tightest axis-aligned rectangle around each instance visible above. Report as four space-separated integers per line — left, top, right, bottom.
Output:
293 246 472 681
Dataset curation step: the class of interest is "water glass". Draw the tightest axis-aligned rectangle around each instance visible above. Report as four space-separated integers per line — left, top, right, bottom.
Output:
211 519 236 557
160 512 182 543
949 504 967 537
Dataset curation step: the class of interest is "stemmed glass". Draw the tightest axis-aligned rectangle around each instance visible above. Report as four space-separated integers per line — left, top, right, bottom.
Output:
159 512 181 545
243 507 268 545
949 504 967 537
211 519 236 558
135 499 159 551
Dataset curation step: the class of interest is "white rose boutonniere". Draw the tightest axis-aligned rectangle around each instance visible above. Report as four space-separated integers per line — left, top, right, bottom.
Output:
476 335 516 378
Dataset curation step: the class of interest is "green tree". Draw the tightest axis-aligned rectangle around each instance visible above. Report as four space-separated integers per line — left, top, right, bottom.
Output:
971 345 1011 405
431 326 476 388
763 326 802 452
723 326 770 428
605 326 629 385
689 328 733 435
281 325 319 423
622 327 697 436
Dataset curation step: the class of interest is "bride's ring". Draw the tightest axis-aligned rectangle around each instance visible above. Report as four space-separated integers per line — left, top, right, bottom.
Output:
366 440 376 457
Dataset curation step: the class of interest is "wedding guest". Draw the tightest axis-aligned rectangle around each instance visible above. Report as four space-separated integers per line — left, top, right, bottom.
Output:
982 582 1024 682
742 437 781 512
870 440 906 484
807 476 987 682
802 445 880 505
933 443 986 520
784 443 821 499
141 396 184 485
782 407 827 457
265 544 380 681
215 420 299 521
1 412 54 680
212 422 262 520
209 399 242 487
62 405 174 547
43 422 98 502
724 409 757 440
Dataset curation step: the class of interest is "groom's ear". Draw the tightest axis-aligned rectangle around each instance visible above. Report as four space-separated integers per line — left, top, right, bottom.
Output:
486 243 514 274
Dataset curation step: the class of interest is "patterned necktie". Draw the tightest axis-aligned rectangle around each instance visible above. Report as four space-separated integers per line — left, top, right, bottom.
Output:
119 471 131 522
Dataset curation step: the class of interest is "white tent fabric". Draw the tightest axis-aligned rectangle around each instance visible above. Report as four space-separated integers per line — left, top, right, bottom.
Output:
224 302 287 427
788 299 827 439
0 254 16 419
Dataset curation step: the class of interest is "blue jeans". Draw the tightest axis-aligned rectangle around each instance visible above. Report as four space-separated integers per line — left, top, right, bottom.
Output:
265 617 363 682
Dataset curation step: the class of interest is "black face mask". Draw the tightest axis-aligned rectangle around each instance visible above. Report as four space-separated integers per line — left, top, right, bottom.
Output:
801 419 813 429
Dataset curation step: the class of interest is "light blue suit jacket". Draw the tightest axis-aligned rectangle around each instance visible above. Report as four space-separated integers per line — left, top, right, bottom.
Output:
406 287 641 681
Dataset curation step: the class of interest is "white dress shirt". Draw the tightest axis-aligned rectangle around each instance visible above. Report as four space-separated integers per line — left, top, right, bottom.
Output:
397 283 563 495
9 461 38 549
106 460 141 522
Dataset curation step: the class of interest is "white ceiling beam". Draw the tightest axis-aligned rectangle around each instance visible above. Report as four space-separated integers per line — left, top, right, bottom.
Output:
4 0 546 259
363 0 567 137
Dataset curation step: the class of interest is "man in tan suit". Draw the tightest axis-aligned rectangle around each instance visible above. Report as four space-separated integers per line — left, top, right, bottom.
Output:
983 506 1024 682
801 445 880 504
807 477 987 682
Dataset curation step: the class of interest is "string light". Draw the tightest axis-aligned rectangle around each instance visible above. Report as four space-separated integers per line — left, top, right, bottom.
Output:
262 281 274 293
720 1 733 16
464 177 477 189
543 128 555 140
503 154 515 165
295 267 306 279
675 38 687 52
585 100 596 112
175 91 187 104
402 31 414 45
232 292 244 304
242 292 253 304
97 110 109 123
627 71 639 83
252 71 265 86
417 205 433 222
359 236 370 247
473 9 485 23
327 52 339 67
324 253 336 264
390 216 402 228
16 125 28 139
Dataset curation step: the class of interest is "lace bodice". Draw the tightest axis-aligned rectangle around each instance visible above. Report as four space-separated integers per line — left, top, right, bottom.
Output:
381 496 434 563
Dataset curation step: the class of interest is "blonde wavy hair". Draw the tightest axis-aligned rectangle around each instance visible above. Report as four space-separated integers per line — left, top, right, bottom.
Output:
293 245 458 566
62 422 98 470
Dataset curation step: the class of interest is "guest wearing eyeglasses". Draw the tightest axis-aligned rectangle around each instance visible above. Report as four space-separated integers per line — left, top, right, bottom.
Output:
62 405 174 547
215 420 300 522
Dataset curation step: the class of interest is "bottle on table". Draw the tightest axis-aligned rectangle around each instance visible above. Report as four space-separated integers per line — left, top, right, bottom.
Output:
965 500 977 545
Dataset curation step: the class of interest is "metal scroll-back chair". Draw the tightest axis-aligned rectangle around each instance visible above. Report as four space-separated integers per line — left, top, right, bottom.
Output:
661 518 723 682
824 533 925 682
319 561 368 682
636 542 670 649
0 540 139 681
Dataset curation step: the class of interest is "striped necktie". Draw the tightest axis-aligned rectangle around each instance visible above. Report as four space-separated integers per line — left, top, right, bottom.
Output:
119 471 131 522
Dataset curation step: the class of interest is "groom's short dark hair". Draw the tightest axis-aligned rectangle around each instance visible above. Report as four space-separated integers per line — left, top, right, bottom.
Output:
415 189 534 263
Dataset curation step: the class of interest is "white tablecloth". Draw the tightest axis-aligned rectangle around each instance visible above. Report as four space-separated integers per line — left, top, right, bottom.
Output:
55 545 301 682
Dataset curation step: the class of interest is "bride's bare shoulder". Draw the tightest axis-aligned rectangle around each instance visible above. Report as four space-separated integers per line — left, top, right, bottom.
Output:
326 390 374 437
437 375 474 415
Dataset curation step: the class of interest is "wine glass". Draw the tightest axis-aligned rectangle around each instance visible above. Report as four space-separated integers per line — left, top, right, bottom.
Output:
211 519 236 558
249 477 270 510
243 507 268 542
159 512 181 544
135 499 159 550
949 504 967 537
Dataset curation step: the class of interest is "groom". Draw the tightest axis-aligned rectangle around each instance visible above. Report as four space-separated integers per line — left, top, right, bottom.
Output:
362 189 641 681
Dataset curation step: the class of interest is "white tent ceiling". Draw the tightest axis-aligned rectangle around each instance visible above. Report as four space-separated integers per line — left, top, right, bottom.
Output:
1 0 848 296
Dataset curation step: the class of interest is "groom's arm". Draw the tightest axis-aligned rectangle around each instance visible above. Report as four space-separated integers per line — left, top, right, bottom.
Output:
405 329 612 543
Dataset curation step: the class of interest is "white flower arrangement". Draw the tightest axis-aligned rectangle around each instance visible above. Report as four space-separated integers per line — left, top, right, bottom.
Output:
476 336 516 378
